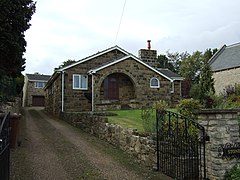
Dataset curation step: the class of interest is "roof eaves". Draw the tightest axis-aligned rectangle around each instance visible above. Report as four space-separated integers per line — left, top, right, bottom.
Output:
89 54 173 81
171 77 184 81
59 45 130 71
44 71 61 90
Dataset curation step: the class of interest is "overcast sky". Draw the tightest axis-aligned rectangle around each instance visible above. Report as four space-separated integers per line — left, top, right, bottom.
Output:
24 0 240 75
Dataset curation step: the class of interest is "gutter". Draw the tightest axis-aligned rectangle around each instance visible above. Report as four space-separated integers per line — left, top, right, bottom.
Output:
61 71 65 112
88 70 95 112
92 74 94 112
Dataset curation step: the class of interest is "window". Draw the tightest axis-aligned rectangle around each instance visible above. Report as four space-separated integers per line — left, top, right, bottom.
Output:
150 77 160 88
170 81 174 93
35 81 45 88
73 74 88 90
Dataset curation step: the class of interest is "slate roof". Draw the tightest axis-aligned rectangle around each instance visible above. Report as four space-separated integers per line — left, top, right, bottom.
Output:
157 68 183 80
209 43 240 72
26 73 51 81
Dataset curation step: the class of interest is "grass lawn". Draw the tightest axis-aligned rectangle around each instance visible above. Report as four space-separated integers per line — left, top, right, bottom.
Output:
107 108 177 133
107 109 145 132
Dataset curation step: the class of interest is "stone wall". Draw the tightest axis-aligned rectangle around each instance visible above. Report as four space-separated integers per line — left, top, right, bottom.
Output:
213 68 240 94
0 97 21 114
60 112 157 167
198 109 240 179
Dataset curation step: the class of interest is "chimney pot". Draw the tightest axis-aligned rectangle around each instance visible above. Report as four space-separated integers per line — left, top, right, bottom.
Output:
147 40 151 50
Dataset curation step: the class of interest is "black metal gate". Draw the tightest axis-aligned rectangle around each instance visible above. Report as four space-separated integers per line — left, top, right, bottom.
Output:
0 112 10 180
156 110 207 180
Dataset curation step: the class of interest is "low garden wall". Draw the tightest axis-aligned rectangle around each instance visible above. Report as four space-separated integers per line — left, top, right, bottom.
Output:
60 112 157 167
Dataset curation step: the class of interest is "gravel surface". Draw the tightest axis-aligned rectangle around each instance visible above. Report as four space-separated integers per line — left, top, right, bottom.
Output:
10 107 169 180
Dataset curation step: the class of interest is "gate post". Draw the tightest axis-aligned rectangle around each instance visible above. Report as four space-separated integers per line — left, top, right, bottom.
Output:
197 109 240 179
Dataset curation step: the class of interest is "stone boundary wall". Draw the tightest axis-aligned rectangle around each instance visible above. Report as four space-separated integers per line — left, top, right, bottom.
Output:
60 112 157 167
0 97 21 114
198 109 240 179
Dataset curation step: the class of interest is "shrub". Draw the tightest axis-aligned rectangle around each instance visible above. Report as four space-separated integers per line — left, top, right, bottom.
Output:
177 99 202 119
141 100 168 134
225 164 240 180
222 85 236 98
202 95 214 108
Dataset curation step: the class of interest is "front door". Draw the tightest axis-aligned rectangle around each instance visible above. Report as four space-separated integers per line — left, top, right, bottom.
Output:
104 74 119 100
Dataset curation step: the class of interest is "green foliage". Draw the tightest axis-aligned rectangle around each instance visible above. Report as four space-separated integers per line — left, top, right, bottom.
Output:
166 50 189 73
179 51 203 83
179 48 217 99
157 54 175 72
55 59 76 71
189 83 201 99
177 99 202 119
225 164 240 180
152 100 168 111
212 84 240 109
0 75 16 101
141 101 168 134
0 0 36 77
141 108 156 134
199 49 215 101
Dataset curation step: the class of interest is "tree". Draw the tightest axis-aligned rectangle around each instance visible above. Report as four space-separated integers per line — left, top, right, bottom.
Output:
0 0 36 78
55 59 76 70
166 51 190 73
179 51 203 84
157 54 175 71
198 49 216 100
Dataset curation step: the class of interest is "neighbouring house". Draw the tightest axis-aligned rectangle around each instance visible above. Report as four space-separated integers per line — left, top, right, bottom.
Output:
44 43 183 116
209 42 240 94
22 73 51 107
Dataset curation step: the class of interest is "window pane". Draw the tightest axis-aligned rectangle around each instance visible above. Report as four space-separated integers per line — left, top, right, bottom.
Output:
73 75 80 88
35 82 45 88
151 78 159 87
151 79 158 86
81 75 87 89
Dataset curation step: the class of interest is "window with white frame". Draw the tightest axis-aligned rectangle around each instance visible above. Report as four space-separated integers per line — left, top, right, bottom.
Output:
35 81 45 88
73 74 88 90
150 77 160 88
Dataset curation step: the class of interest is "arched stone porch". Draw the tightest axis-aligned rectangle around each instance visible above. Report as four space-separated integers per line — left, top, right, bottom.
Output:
94 71 138 110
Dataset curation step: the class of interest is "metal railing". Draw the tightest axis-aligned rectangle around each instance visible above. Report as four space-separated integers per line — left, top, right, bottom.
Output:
0 112 10 180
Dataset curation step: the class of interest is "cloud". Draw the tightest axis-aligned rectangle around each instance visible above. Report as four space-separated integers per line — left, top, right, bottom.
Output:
23 0 240 75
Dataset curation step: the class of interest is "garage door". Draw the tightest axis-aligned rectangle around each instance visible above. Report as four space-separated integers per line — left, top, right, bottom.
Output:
32 96 45 106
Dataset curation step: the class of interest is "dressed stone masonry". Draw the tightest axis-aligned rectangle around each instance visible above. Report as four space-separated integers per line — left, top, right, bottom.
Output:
197 109 240 180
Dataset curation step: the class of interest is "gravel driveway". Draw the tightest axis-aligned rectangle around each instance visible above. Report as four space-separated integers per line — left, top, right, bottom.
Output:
10 107 167 180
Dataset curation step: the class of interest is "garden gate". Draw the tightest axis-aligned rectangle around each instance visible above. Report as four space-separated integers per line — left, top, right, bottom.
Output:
156 110 207 179
0 112 10 180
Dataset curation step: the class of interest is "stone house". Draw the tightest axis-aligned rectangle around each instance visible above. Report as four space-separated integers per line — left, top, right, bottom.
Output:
44 44 183 116
209 42 240 94
22 73 51 107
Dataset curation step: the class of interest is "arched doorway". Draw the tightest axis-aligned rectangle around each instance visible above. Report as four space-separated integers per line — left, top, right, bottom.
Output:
99 73 136 109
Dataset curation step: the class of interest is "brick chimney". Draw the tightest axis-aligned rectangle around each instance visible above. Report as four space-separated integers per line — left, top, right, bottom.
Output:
138 40 157 68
